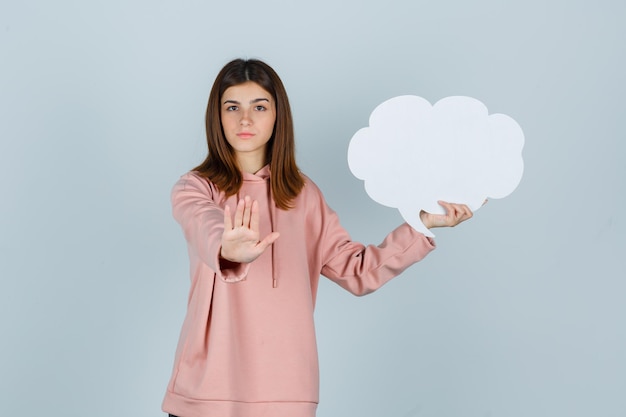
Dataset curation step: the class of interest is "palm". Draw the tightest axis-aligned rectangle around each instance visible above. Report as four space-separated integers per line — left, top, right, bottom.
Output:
221 196 279 264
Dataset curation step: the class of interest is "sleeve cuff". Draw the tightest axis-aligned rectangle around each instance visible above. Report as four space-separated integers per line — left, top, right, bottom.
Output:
216 249 250 283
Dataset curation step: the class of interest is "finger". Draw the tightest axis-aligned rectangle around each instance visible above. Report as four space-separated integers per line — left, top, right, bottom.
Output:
441 202 469 225
462 204 473 219
257 232 280 250
242 196 252 228
455 204 470 222
448 203 472 225
448 203 464 222
451 205 464 223
451 203 462 215
437 200 453 214
223 205 233 230
249 200 260 234
233 198 245 227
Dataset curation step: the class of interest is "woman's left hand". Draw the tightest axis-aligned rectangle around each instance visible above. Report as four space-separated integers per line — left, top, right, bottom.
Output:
419 200 474 229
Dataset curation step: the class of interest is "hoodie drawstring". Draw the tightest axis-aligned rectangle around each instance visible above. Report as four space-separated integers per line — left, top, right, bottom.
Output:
267 179 278 288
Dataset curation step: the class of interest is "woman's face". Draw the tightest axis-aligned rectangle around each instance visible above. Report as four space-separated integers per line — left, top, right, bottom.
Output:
220 81 276 171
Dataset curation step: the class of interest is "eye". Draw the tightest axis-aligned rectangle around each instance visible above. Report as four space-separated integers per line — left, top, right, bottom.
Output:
254 105 267 111
225 105 238 111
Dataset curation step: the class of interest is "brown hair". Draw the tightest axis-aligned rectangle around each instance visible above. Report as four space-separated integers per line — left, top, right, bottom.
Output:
193 58 305 210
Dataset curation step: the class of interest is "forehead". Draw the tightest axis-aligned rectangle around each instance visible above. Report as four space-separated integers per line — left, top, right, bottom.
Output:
222 81 273 101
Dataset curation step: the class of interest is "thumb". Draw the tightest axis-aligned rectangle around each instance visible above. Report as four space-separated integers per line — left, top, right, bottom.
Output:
257 232 280 250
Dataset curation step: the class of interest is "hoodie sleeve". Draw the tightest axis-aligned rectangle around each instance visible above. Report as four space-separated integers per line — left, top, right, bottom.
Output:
319 199 436 296
171 173 249 282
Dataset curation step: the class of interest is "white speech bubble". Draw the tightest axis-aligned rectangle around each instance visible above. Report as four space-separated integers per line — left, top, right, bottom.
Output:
348 95 524 237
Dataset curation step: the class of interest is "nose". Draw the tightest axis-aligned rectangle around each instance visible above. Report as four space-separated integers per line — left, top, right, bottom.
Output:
240 110 252 126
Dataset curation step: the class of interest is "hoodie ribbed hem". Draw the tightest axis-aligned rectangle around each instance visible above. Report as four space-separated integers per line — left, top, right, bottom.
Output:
163 391 317 417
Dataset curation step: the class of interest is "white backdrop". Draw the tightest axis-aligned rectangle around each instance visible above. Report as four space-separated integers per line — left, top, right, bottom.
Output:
1 1 625 416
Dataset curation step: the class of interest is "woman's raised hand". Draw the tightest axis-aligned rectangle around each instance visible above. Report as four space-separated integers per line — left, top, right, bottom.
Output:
419 200 475 230
220 196 280 264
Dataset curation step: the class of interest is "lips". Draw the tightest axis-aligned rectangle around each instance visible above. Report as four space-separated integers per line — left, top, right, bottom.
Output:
237 132 255 139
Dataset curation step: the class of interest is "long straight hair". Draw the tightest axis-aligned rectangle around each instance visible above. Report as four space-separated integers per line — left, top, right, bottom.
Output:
193 58 305 210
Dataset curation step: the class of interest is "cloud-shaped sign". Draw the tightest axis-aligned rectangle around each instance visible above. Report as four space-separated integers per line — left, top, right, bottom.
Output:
348 95 524 237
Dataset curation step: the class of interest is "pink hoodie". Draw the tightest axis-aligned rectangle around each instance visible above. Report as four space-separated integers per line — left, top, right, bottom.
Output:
162 166 436 417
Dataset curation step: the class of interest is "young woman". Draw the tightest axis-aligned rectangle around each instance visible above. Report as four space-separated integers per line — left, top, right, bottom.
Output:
162 58 473 417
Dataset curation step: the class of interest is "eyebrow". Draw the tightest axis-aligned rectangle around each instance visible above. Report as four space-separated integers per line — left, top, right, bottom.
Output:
223 98 271 105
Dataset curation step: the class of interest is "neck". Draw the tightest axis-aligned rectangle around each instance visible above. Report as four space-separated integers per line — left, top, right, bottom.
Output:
237 153 266 174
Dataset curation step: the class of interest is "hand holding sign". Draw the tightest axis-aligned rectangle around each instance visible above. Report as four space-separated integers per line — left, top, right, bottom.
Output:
348 95 524 237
